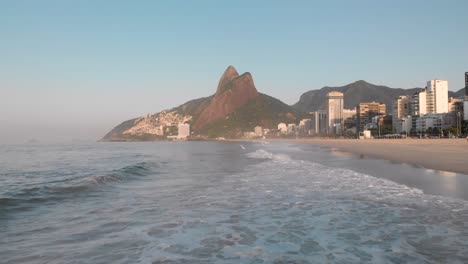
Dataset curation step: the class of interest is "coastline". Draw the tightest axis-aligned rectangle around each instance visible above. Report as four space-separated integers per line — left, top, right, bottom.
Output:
244 138 468 175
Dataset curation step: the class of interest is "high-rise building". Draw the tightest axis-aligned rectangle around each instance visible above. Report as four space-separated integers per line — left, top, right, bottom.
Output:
309 111 327 135
343 108 357 128
409 89 427 116
326 91 344 135
357 102 386 132
464 100 468 121
392 96 410 133
464 72 468 121
393 96 410 118
465 72 468 96
448 97 463 112
426 80 448 114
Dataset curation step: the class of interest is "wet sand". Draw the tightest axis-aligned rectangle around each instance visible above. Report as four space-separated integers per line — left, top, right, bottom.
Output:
265 138 468 175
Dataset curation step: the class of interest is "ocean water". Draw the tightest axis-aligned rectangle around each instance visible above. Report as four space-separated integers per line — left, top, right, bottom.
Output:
1 141 468 264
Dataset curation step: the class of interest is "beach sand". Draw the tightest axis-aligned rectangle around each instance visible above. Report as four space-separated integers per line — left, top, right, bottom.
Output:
264 138 468 175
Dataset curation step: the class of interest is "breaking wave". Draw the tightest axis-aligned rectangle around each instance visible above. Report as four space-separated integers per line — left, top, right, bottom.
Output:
138 148 468 263
246 149 292 161
0 162 160 210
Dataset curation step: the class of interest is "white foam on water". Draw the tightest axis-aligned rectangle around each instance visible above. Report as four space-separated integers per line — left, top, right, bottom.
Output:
246 149 291 162
134 148 468 263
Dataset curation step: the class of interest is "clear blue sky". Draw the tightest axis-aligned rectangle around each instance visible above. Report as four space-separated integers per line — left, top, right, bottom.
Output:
1 0 467 143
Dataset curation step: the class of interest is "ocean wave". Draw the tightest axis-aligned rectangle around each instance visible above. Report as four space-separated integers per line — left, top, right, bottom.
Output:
0 161 160 210
246 149 291 161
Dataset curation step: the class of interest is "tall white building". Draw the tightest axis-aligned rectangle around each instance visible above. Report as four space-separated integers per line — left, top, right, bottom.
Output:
410 90 427 116
326 91 344 135
426 80 448 114
177 123 190 139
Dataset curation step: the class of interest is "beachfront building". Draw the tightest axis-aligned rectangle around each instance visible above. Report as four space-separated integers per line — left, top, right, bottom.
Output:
356 102 386 132
326 91 344 136
277 123 287 134
426 80 449 114
449 97 463 113
411 80 449 115
464 99 468 121
309 110 327 135
298 119 311 136
395 116 412 134
343 108 357 135
409 80 450 131
464 72 468 96
299 119 311 128
177 123 190 139
410 89 427 116
415 114 443 133
464 72 468 121
254 126 263 137
392 96 410 133
287 123 297 135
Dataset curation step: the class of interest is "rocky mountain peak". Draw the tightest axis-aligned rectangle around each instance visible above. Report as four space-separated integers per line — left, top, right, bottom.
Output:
194 66 259 130
216 65 240 95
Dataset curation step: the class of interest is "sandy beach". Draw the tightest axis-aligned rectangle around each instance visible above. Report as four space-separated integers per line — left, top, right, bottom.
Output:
260 138 468 175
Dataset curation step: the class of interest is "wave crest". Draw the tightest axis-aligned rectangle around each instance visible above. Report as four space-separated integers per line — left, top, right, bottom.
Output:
246 149 291 161
1 161 160 210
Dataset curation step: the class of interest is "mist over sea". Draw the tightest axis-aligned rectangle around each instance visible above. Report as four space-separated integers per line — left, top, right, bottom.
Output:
1 141 468 263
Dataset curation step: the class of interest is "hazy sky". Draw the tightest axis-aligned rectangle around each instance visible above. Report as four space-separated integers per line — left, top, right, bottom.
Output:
1 0 467 143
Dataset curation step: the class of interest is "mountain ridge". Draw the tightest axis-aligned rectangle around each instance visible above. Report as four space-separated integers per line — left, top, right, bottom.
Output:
101 66 302 141
194 66 259 130
293 80 464 113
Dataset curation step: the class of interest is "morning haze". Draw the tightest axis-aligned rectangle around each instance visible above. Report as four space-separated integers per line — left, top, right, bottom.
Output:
3 1 468 263
1 0 467 143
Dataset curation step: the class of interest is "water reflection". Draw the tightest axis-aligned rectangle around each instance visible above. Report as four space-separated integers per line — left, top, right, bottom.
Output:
438 171 457 177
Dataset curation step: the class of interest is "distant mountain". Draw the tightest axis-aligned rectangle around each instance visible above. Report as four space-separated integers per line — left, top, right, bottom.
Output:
101 66 304 141
193 65 259 130
293 81 420 113
453 88 465 98
200 93 304 138
293 80 463 113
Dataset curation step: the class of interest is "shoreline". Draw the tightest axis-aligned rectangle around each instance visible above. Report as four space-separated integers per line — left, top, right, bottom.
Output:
243 138 468 175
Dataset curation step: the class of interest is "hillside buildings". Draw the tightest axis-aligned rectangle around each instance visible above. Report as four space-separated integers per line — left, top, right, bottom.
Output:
357 102 386 132
326 92 344 135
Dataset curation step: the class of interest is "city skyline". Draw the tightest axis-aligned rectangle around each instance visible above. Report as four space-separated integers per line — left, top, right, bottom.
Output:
1 0 468 143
